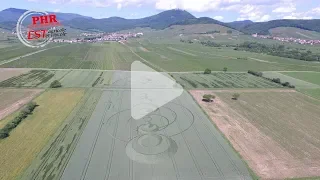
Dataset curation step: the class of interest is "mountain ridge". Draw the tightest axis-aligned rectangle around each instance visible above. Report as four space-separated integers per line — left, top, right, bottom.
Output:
1 8 320 35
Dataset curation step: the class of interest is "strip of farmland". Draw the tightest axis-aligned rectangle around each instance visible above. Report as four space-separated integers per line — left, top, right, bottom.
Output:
172 73 282 89
21 89 102 180
191 90 320 179
60 73 253 180
0 43 136 70
0 89 84 180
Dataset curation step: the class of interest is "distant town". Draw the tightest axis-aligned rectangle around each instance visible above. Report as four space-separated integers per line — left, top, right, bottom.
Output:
52 32 144 43
252 33 320 45
10 30 143 43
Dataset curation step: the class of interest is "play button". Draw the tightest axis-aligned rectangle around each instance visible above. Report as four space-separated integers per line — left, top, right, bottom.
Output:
131 61 183 120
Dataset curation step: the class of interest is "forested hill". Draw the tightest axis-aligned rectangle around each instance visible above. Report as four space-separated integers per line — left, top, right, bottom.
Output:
171 17 237 30
1 7 320 34
226 20 254 29
234 19 320 35
64 9 196 32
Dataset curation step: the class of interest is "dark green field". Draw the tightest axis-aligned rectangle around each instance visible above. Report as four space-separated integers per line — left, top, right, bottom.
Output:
172 72 282 89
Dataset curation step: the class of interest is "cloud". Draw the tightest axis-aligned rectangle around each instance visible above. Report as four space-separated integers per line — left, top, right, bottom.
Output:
37 0 298 12
26 0 318 21
155 0 222 12
234 4 271 22
213 16 224 20
302 16 312 19
260 14 270 21
283 15 297 19
117 3 122 9
283 12 313 20
272 3 296 13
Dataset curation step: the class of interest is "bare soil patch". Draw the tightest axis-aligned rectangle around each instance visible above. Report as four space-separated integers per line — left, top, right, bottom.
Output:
0 68 30 82
0 89 43 120
190 89 320 179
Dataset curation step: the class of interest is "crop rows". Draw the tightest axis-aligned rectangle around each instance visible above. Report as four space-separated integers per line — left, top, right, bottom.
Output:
21 89 102 180
0 70 54 88
212 91 320 179
0 44 91 69
172 73 282 89
59 70 101 87
93 71 114 88
0 43 136 70
0 45 36 63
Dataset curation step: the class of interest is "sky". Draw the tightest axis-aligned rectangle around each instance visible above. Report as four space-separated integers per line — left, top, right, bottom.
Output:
1 0 320 22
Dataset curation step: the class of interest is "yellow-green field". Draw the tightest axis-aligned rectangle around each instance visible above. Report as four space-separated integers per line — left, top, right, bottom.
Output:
0 89 84 180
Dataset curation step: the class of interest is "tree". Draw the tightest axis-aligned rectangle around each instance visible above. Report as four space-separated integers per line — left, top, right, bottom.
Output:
223 67 228 72
204 68 211 74
26 102 37 111
50 80 62 88
282 82 290 87
202 94 215 102
0 131 9 139
272 78 281 84
232 93 240 100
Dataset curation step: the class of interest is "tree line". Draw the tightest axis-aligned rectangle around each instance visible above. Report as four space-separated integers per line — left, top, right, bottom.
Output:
248 70 295 88
0 102 38 139
235 42 320 62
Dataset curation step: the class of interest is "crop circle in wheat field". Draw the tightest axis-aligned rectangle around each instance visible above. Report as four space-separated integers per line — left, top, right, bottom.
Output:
103 102 194 164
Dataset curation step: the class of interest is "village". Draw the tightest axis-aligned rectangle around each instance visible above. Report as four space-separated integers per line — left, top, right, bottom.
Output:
52 32 143 43
252 33 320 45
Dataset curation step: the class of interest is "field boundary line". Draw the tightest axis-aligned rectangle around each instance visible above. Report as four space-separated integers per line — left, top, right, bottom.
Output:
0 44 68 66
57 89 102 180
167 47 197 57
121 43 167 72
1 67 319 74
296 89 320 102
264 71 320 88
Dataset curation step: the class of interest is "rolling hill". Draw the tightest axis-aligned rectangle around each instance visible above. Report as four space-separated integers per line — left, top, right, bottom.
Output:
63 9 196 32
1 7 320 36
0 8 92 22
237 19 320 35
269 27 320 39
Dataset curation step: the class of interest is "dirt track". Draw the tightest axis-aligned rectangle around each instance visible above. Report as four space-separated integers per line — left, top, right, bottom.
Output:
0 89 43 120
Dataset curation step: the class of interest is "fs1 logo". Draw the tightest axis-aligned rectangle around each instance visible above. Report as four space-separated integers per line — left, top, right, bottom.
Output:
16 10 66 48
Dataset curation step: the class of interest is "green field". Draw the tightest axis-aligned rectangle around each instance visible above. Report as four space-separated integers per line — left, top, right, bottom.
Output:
172 72 282 89
129 39 320 72
0 45 36 62
0 70 54 88
0 69 114 88
269 27 320 39
282 72 320 86
1 33 320 72
297 89 320 100
263 71 320 88
0 43 135 70
21 89 102 180
0 89 85 180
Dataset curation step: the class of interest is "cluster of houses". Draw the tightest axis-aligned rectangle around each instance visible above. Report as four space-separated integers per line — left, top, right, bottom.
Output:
252 33 320 45
52 32 143 43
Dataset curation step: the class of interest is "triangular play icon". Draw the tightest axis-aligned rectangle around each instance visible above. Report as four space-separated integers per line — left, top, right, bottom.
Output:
131 61 183 120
